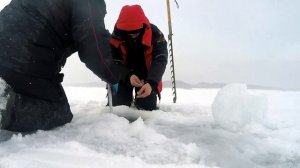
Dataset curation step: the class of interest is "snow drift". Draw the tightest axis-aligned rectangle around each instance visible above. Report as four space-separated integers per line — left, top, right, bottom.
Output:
212 83 268 131
0 83 299 168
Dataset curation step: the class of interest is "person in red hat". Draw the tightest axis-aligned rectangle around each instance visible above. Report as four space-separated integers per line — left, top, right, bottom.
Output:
110 5 168 110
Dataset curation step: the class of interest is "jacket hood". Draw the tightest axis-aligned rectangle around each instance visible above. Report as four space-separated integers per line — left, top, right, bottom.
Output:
115 5 152 47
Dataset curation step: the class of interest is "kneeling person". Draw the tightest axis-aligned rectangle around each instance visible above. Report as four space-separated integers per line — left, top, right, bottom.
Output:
110 5 168 110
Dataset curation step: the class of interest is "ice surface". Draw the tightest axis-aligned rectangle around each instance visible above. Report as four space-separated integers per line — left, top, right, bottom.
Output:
1 0 300 167
0 87 299 168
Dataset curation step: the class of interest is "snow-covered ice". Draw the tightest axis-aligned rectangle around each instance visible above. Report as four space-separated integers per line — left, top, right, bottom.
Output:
0 83 299 168
0 1 299 167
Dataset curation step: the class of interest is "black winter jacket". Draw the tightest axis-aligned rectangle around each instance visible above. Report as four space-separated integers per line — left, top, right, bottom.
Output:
111 24 168 90
0 0 124 84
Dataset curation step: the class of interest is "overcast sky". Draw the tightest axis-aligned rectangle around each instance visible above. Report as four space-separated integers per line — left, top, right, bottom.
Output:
1 0 300 89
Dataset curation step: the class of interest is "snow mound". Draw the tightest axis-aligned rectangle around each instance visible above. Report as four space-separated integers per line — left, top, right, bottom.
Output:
212 83 268 131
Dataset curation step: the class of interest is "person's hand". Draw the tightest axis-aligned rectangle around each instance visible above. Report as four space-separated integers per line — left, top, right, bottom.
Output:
136 83 152 98
130 75 144 87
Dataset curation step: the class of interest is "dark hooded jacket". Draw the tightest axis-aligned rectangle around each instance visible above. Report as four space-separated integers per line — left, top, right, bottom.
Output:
0 0 131 132
110 5 168 93
0 0 125 95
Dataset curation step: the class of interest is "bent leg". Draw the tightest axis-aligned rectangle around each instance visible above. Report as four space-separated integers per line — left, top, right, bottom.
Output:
2 88 72 132
111 82 134 107
134 92 158 111
0 77 73 132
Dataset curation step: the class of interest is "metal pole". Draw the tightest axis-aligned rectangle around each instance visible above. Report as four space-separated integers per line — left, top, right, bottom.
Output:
107 84 113 113
166 0 177 103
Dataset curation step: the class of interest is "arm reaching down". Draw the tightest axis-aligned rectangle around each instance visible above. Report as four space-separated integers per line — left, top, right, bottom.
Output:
71 0 127 84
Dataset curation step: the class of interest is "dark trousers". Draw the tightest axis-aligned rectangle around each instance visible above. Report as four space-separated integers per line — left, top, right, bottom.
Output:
0 67 73 132
111 82 157 111
0 86 72 132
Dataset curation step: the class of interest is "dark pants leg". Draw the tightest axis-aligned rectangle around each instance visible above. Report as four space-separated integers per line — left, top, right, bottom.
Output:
3 88 72 132
134 91 158 111
110 82 158 111
0 76 73 132
111 82 133 107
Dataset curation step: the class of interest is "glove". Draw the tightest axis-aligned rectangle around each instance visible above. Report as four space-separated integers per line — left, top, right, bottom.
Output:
110 83 119 95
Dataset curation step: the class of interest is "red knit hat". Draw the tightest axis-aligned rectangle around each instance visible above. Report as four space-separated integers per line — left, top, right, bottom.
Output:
115 5 152 47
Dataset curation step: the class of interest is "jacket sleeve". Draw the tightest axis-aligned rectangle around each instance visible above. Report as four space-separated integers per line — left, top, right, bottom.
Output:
110 41 134 86
70 0 127 84
146 25 168 86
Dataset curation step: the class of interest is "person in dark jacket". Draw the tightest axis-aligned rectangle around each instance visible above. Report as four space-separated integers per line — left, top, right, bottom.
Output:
110 5 168 111
0 0 127 132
